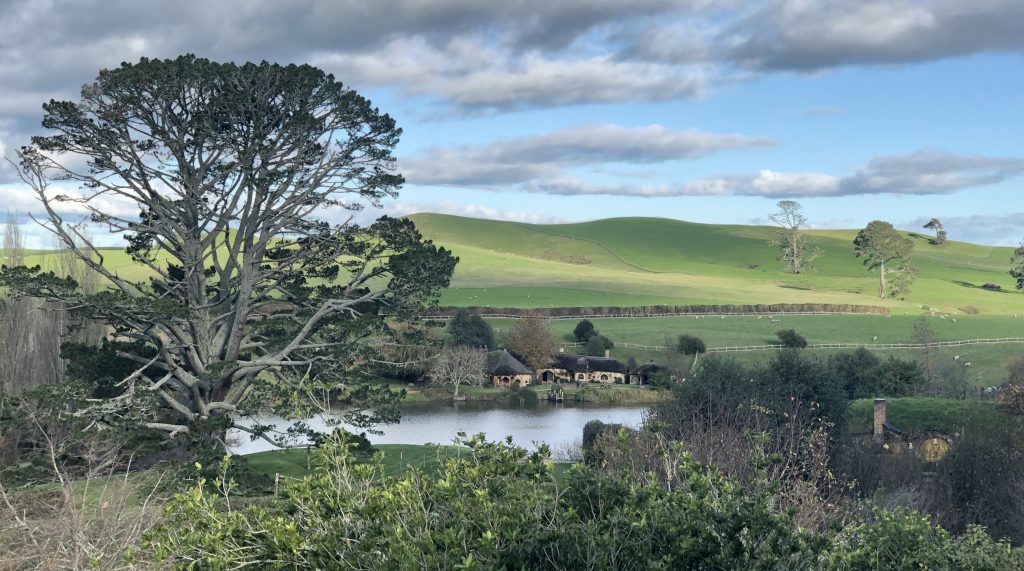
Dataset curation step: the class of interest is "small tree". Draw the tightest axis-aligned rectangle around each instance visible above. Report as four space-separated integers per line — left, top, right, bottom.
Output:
768 200 821 274
776 329 807 349
447 309 495 348
853 220 915 299
573 319 596 342
676 335 707 355
505 314 556 370
1011 239 1024 290
923 218 947 245
996 357 1024 415
430 346 486 397
584 334 614 357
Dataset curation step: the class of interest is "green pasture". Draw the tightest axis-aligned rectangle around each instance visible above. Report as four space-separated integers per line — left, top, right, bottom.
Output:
488 314 1024 386
11 213 1022 315
244 444 574 482
848 398 1018 436
410 213 1023 315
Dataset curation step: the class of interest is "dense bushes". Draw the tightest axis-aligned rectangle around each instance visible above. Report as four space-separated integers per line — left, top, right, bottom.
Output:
150 433 1024 569
830 348 925 399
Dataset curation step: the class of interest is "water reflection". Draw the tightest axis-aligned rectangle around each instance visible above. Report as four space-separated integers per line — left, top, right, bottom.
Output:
229 401 650 460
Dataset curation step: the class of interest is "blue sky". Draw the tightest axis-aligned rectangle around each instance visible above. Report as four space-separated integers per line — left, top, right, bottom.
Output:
1 0 1023 246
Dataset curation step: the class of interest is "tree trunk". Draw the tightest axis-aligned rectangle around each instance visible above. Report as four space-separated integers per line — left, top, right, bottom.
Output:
878 261 886 299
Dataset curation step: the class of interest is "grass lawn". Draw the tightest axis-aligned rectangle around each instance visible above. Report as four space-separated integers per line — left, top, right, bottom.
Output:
244 444 575 482
848 397 1017 436
16 214 1022 315
486 314 1024 387
408 213 1023 315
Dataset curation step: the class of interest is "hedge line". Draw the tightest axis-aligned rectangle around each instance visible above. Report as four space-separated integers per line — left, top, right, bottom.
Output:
427 303 889 319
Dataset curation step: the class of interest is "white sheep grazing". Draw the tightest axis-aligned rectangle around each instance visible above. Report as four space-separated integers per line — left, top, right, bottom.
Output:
965 362 971 367
954 355 960 360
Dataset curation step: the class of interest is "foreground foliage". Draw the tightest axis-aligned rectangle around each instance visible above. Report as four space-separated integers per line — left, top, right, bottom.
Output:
149 433 1024 570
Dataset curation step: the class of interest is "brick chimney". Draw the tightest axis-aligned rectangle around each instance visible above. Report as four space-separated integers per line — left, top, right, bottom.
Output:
873 398 886 442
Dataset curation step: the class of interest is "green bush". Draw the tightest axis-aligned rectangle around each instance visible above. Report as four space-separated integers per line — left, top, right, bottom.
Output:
149 432 1024 569
446 308 495 348
676 334 707 355
776 329 808 348
573 319 596 341
584 334 614 356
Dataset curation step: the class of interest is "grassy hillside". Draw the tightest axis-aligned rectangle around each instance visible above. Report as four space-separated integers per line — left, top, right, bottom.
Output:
409 213 1022 315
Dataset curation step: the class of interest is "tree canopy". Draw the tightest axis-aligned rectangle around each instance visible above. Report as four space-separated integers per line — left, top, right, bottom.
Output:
446 309 494 348
1 56 457 445
768 200 821 274
924 217 947 245
853 220 915 298
1011 240 1024 290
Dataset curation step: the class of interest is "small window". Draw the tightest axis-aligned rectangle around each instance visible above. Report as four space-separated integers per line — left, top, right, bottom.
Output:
577 373 585 380
600 374 608 381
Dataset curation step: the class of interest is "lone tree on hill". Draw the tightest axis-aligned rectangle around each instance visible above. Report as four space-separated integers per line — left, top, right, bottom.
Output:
853 220 916 299
504 314 556 370
447 308 494 348
1011 239 1024 290
768 200 821 274
1 56 457 447
923 218 947 245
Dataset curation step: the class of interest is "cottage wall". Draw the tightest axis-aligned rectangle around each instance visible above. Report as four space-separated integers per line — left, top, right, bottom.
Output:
492 374 533 388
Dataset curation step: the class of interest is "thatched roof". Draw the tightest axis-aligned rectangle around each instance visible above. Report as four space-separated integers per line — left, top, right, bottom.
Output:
550 353 627 374
486 351 532 376
630 362 664 376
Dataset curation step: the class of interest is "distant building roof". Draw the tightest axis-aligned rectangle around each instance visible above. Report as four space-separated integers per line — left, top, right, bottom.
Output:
630 362 664 375
486 351 532 376
550 352 627 374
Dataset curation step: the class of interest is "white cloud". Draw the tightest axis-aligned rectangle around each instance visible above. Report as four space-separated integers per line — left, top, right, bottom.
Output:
379 200 569 224
402 123 772 187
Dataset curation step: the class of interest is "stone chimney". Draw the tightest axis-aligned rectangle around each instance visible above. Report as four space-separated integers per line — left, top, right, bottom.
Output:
604 349 610 358
873 398 886 442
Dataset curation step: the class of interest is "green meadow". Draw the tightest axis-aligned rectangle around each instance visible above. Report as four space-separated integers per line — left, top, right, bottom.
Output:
409 213 1023 315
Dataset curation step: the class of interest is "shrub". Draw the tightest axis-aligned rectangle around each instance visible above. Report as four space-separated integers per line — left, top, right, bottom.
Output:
446 308 495 348
776 329 807 348
584 334 614 356
573 319 596 341
676 334 707 355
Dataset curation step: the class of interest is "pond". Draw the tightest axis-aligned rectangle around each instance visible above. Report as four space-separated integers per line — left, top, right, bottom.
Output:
228 401 651 460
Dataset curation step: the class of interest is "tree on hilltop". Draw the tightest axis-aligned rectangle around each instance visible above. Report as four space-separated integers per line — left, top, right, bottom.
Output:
923 217 947 245
853 220 915 299
768 200 821 274
1 56 457 447
1011 239 1024 290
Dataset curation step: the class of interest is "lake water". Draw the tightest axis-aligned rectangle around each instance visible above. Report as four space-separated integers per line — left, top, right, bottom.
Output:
228 401 651 460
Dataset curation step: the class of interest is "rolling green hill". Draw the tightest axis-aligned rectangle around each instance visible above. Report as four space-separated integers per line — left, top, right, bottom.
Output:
408 213 1023 315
